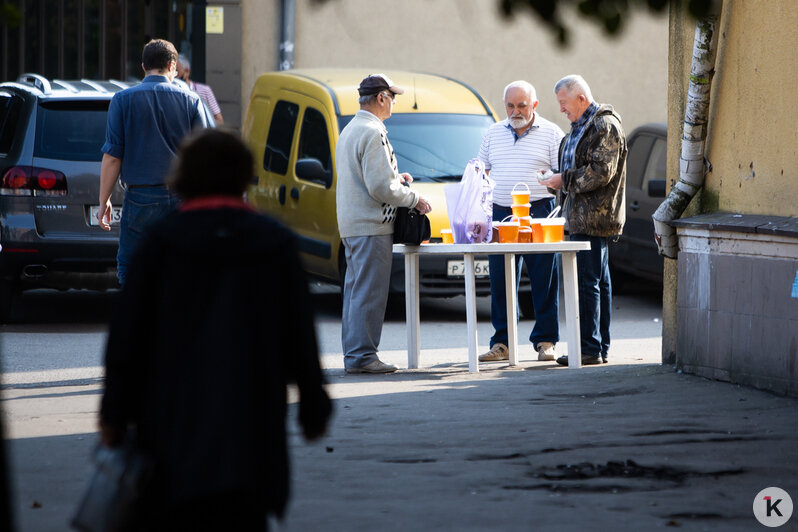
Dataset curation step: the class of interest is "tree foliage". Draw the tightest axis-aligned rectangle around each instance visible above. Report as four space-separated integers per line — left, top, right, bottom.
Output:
498 0 717 43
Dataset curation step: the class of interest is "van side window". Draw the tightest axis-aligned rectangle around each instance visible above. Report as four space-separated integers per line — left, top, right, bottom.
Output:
642 137 666 189
0 94 23 155
626 133 655 190
297 107 331 179
264 100 299 175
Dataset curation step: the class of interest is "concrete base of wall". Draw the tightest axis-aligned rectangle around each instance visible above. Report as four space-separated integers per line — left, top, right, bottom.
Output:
672 214 798 397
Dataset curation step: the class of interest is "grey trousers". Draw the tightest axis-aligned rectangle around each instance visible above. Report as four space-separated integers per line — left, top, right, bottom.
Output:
341 234 393 369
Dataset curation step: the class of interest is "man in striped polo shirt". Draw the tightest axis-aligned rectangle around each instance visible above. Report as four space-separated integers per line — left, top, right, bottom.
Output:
477 80 565 363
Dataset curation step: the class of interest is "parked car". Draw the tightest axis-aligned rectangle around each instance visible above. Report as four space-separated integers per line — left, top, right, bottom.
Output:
243 69 525 301
609 122 666 287
0 74 142 321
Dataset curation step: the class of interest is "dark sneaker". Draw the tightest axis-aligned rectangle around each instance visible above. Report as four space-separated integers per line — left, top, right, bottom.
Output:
602 356 608 364
556 355 602 366
345 359 398 374
479 343 509 362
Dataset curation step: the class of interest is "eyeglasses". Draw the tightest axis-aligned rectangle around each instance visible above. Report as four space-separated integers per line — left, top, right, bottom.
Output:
381 91 395 102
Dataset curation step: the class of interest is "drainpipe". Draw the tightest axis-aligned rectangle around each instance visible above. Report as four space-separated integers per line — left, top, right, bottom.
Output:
652 10 721 258
279 0 296 71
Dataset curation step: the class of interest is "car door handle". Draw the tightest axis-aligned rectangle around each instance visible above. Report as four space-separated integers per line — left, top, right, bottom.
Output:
278 185 286 205
630 200 640 211
290 187 299 201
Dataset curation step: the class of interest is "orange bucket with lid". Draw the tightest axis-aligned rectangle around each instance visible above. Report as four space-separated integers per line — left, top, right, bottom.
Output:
529 218 546 243
517 227 533 243
497 215 520 243
511 182 530 205
541 217 566 243
511 203 531 218
440 228 454 244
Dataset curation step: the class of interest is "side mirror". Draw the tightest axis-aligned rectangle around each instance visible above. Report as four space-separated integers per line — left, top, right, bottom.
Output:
648 179 666 198
295 158 332 188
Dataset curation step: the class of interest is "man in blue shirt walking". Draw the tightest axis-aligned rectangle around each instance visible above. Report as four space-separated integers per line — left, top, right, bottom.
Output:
97 38 206 285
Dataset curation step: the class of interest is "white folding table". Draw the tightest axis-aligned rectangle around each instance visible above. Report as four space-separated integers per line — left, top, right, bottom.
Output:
393 241 591 372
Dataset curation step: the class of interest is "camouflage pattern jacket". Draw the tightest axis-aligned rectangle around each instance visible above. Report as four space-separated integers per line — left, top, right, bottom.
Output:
555 104 627 237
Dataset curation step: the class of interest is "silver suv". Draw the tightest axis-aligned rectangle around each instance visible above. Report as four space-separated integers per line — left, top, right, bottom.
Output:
0 74 136 321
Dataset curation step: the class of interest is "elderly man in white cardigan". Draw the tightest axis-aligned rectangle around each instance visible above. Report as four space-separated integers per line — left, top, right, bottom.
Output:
336 74 432 374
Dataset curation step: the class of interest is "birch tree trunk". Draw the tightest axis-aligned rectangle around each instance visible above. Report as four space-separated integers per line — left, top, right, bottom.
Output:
652 12 721 258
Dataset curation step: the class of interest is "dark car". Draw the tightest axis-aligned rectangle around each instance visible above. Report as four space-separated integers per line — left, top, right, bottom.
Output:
0 74 138 321
609 122 666 286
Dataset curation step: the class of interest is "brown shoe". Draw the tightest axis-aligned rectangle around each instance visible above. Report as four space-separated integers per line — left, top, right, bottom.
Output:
345 359 398 374
479 343 508 362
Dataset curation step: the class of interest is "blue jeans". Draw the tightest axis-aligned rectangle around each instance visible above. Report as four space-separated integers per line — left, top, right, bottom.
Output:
570 234 612 358
489 199 559 349
117 186 179 285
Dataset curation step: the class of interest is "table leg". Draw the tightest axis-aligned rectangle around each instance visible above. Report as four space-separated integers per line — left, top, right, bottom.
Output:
405 253 420 369
505 254 518 366
561 251 582 369
464 254 479 373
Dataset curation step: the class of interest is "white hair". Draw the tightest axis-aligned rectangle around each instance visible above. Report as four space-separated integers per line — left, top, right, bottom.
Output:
358 93 381 105
503 80 537 102
177 53 190 70
554 74 594 102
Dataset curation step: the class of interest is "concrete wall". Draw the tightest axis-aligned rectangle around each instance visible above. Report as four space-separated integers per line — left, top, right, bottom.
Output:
665 0 798 395
241 0 668 133
675 223 798 396
700 1 798 215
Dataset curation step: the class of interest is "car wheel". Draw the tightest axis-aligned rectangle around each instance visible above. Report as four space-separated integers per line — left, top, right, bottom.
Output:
518 291 535 319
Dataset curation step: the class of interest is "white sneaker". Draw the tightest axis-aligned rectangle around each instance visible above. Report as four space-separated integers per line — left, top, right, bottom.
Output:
537 342 557 361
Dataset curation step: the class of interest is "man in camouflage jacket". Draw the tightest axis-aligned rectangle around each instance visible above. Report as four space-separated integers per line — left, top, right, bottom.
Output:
541 75 627 366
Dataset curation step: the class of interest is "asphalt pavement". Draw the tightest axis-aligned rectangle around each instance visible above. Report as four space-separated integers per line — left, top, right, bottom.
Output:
2 287 798 531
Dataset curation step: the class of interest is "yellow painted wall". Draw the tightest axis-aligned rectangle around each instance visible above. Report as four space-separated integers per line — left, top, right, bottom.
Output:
701 0 798 215
241 0 668 133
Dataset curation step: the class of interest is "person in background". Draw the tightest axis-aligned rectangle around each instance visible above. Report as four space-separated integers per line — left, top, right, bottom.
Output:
177 53 224 125
99 129 332 531
541 74 627 366
98 39 206 286
335 74 432 374
477 80 564 364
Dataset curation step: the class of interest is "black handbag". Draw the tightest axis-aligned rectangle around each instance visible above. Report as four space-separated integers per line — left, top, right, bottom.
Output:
71 439 153 532
393 206 431 245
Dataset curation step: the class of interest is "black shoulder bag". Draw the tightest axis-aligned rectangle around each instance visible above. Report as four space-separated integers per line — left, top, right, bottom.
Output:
393 206 431 245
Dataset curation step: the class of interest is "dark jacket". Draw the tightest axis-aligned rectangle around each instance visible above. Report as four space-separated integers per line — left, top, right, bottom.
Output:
100 205 331 519
556 104 627 237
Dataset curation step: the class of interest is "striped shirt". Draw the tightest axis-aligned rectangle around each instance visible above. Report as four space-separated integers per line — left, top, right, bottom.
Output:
478 115 564 206
189 81 222 117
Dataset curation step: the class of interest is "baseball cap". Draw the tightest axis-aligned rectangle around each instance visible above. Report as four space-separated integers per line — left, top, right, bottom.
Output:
357 74 404 96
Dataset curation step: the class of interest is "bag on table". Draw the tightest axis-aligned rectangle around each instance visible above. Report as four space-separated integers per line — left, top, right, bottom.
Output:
444 158 494 244
71 437 153 532
393 206 431 245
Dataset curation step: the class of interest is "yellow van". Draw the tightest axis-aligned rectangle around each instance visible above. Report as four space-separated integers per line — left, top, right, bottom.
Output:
243 68 498 296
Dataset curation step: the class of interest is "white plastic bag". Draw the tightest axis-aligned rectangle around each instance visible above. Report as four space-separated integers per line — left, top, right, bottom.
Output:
445 159 494 244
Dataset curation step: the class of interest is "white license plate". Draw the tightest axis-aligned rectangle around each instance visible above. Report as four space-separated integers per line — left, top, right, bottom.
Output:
447 260 490 278
89 205 123 226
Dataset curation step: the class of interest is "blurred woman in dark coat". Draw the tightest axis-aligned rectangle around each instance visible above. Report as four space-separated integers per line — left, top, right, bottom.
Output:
99 129 332 531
